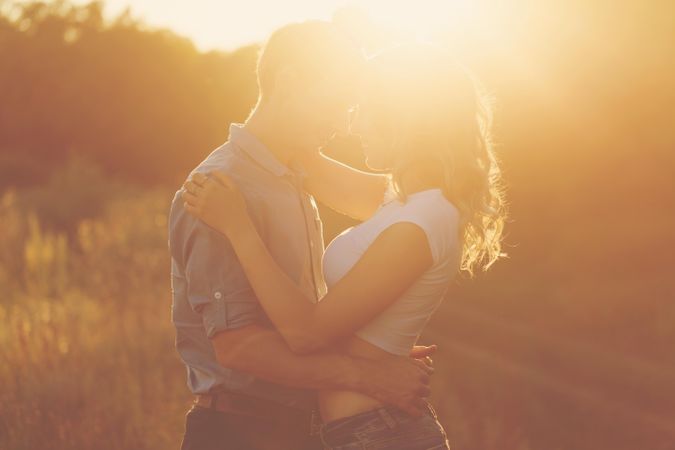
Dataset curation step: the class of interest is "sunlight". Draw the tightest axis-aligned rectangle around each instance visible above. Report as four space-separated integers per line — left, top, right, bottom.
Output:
3 0 674 449
352 0 482 40
53 0 513 52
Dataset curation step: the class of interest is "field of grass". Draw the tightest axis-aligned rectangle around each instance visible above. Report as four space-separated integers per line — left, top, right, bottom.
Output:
0 185 193 449
0 173 532 450
2 171 675 450
3 161 675 450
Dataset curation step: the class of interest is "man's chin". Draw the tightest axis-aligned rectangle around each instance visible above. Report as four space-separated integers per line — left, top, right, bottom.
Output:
306 137 330 152
364 157 389 173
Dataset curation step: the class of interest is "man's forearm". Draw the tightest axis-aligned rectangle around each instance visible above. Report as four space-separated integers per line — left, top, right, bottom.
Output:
211 323 367 392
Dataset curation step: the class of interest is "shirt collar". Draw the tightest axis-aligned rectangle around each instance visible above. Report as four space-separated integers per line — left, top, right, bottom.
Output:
229 123 300 178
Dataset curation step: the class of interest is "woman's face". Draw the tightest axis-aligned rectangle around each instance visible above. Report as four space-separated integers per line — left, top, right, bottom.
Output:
349 98 394 171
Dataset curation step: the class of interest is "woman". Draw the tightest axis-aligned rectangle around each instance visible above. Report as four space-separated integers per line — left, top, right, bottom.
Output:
182 43 506 449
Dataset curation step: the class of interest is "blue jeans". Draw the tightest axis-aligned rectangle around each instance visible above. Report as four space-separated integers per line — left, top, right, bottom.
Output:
180 404 322 450
318 401 451 450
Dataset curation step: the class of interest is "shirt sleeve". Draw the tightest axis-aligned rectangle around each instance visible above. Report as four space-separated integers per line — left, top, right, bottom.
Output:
169 193 269 338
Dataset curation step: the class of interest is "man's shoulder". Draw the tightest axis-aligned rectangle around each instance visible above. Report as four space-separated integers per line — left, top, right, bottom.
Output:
167 144 233 240
190 141 240 177
169 137 281 229
190 141 273 187
169 142 239 208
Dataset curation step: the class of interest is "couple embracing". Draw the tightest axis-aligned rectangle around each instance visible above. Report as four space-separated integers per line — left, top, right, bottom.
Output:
169 19 506 450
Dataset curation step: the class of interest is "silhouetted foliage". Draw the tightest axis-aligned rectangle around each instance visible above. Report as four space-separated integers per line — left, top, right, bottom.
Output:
0 0 259 188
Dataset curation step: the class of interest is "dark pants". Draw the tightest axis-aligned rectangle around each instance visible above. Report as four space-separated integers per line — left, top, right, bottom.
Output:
318 401 451 450
180 404 323 450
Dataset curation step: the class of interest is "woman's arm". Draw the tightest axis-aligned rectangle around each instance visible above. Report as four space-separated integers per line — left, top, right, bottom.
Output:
182 171 433 354
297 150 388 221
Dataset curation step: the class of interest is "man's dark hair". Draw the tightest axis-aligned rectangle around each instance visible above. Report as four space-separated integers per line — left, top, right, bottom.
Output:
256 20 364 100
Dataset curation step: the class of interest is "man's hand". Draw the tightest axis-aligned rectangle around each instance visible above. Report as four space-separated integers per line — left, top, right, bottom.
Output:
354 353 435 417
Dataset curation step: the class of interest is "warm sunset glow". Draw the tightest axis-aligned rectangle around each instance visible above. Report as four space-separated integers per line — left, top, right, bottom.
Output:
2 0 673 448
54 0 501 51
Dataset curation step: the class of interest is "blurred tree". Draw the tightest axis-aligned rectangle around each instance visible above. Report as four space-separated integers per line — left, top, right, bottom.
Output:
0 0 259 189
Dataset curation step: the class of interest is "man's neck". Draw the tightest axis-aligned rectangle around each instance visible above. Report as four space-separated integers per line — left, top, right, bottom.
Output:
243 106 296 167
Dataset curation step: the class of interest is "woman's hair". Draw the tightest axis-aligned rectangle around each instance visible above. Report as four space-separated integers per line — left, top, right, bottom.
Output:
366 43 507 276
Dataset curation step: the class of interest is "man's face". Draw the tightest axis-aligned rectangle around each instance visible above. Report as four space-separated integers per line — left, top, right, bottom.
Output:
282 69 361 152
348 80 395 172
349 101 392 171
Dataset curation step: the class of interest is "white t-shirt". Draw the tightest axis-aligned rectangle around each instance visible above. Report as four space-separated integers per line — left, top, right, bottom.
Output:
322 186 461 355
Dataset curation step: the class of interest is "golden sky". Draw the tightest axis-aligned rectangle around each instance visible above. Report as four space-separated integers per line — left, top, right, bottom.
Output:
64 0 488 51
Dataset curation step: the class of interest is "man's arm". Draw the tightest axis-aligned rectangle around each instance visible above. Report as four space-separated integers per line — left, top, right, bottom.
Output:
211 323 434 416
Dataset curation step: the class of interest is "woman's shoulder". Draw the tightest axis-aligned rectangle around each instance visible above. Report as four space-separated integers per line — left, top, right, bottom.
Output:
399 189 459 224
386 189 460 264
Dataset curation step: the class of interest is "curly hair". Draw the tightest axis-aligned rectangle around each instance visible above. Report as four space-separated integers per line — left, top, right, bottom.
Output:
367 43 508 276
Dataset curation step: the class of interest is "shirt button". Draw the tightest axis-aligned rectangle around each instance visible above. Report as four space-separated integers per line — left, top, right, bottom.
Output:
214 291 223 300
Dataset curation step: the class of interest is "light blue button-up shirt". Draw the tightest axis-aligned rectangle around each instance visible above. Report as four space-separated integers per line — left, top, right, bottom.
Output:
168 124 327 411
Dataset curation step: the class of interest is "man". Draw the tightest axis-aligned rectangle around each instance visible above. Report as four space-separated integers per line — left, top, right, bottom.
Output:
168 21 435 450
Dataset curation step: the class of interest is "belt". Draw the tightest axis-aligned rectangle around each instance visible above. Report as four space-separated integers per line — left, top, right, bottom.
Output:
194 391 323 436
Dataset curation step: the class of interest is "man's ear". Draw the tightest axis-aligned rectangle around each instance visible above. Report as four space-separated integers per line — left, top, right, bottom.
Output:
273 66 297 104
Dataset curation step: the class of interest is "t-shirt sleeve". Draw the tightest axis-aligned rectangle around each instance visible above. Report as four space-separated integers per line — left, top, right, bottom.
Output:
387 197 458 266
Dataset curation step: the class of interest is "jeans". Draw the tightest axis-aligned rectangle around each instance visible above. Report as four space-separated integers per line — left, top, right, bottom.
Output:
318 401 450 450
180 404 323 450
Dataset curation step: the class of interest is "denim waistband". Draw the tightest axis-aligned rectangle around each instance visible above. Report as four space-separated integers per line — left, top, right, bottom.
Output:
322 401 437 430
319 400 448 449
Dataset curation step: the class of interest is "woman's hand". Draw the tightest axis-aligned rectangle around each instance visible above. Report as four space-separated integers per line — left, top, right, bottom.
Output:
410 344 437 370
181 170 251 237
